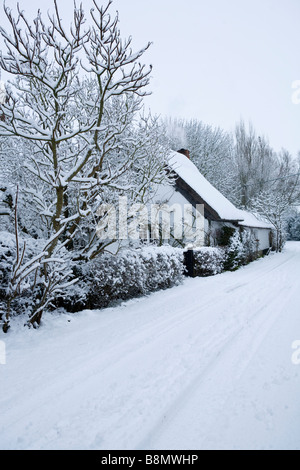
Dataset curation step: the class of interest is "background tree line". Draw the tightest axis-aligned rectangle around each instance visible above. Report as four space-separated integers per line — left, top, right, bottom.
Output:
164 117 300 248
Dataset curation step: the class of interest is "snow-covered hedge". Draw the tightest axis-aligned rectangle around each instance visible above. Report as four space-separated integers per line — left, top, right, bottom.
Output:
1 229 184 317
0 231 15 305
61 246 185 312
89 246 185 309
192 247 226 277
190 229 261 277
0 230 75 330
224 229 259 271
0 231 44 297
0 231 46 320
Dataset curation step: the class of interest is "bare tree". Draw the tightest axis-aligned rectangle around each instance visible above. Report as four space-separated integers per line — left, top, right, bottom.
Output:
250 150 300 251
234 120 277 208
0 1 170 327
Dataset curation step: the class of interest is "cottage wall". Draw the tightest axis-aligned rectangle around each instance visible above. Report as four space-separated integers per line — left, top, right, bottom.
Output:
252 228 271 252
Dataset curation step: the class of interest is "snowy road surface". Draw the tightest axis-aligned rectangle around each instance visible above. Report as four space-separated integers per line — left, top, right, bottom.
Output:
1 242 300 450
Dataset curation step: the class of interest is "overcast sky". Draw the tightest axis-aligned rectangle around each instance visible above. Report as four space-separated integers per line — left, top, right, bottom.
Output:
1 0 300 156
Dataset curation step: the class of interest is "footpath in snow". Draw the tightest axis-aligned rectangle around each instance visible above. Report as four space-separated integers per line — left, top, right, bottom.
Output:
0 242 300 450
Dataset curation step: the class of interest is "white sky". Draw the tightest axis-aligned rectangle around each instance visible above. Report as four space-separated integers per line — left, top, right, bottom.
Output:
1 0 300 156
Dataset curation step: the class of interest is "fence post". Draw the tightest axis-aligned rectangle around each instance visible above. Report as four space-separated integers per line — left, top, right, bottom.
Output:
184 249 195 277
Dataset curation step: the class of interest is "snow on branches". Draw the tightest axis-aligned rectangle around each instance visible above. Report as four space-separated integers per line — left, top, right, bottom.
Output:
0 1 171 329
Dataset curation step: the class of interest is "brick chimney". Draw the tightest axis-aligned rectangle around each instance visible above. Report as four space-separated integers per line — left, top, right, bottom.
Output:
177 148 190 159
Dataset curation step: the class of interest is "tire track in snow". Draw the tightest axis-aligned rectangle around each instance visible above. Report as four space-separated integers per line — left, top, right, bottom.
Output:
135 273 295 449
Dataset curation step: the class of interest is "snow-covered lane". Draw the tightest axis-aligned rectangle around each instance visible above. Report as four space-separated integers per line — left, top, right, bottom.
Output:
1 242 300 450
142 266 300 450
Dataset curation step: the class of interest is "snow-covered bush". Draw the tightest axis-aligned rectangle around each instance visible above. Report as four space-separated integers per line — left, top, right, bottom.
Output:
193 247 226 277
60 246 185 311
0 231 44 296
224 230 245 271
0 230 74 331
0 185 14 232
224 229 260 271
0 232 16 307
240 229 259 263
0 231 43 327
53 261 94 313
90 246 185 308
286 212 300 241
216 226 236 247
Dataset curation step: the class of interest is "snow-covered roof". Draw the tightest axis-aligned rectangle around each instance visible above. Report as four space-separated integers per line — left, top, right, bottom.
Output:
237 210 273 230
168 150 273 229
168 151 242 221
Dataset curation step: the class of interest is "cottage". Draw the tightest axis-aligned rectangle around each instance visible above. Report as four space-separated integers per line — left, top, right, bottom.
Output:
151 149 273 253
